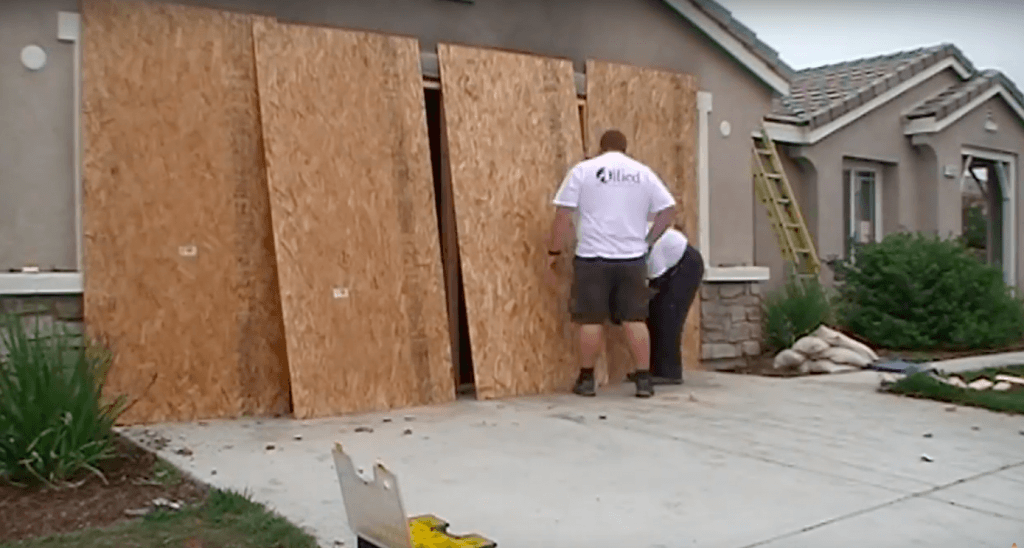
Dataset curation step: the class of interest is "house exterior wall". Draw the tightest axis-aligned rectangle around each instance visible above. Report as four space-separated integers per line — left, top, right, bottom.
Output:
0 0 79 272
757 68 962 287
0 0 777 274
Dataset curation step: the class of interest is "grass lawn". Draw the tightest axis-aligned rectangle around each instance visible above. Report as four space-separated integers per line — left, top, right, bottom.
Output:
887 365 1024 415
1 488 319 548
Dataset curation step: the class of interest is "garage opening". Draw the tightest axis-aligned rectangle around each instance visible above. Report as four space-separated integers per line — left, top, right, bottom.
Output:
423 86 476 398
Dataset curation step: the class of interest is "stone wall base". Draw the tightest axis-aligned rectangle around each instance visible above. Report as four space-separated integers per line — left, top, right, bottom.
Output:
700 281 762 370
0 294 85 356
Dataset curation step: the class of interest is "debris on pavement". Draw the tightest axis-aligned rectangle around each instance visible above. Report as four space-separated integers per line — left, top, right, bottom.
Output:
355 426 374 433
946 406 957 412
211 469 217 476
175 447 193 456
403 428 413 435
920 454 934 462
383 418 393 423
294 434 303 441
265 443 276 451
971 426 980 431
599 415 607 420
923 433 933 438
404 416 415 422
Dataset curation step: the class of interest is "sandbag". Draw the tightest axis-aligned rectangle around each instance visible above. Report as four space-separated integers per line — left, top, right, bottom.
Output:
773 349 807 370
813 325 879 362
792 335 830 358
821 346 872 368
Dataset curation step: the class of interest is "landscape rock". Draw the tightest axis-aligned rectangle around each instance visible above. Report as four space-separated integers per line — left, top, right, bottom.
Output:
773 349 807 370
792 336 830 357
813 325 880 362
821 346 873 368
946 376 968 388
967 378 994 390
995 374 1024 386
992 381 1012 392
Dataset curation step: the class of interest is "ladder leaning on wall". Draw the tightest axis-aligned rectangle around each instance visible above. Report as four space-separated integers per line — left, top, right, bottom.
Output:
752 123 821 281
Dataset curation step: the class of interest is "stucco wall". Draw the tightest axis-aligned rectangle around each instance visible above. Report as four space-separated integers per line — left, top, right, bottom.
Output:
0 0 777 273
0 0 78 272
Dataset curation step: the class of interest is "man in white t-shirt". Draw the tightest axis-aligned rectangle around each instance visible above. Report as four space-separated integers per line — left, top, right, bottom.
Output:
546 129 676 398
624 224 704 385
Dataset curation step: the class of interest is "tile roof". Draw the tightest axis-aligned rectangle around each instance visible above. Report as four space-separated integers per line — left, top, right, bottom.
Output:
905 69 1024 121
768 43 976 128
673 0 796 81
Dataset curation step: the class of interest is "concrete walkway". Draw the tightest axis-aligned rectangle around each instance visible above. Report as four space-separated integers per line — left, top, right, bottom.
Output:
119 362 1024 548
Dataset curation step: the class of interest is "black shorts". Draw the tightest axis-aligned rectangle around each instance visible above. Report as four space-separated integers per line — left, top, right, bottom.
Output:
570 256 651 325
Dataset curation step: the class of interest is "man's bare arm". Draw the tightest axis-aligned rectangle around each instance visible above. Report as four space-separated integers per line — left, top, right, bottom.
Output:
548 206 575 253
646 206 676 248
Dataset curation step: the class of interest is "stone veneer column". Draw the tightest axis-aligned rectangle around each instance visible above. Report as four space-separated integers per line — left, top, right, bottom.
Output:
699 281 762 368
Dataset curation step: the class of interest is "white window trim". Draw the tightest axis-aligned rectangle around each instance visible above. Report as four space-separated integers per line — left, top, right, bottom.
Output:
765 58 972 145
846 167 883 248
696 91 770 283
0 12 84 296
962 146 1017 287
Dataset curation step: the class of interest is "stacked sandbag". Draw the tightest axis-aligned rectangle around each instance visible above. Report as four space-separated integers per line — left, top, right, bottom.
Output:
772 325 879 374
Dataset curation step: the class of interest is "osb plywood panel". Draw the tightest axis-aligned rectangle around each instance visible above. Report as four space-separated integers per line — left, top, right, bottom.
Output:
438 43 584 400
81 0 291 424
253 20 454 418
585 60 701 385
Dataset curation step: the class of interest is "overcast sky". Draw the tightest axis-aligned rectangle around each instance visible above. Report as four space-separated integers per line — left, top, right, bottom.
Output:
714 0 1024 88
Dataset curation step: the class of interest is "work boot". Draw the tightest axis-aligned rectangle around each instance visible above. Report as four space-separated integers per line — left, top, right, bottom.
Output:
626 372 682 386
572 368 596 397
634 370 654 398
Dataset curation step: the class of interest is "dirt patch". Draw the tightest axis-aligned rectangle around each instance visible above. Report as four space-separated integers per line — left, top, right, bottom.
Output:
0 435 207 543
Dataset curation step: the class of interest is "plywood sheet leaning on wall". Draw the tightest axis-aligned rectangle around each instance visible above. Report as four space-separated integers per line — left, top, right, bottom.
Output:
438 43 584 400
584 60 700 385
81 0 291 424
253 20 454 418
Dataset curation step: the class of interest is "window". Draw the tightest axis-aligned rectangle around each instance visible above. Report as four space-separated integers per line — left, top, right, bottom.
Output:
844 168 881 257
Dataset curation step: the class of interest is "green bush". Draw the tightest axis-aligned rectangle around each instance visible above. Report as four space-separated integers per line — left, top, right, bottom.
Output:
762 267 834 352
0 313 128 486
835 232 1024 350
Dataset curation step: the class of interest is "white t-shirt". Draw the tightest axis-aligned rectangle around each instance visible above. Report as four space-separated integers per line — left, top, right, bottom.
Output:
647 228 689 279
552 151 676 259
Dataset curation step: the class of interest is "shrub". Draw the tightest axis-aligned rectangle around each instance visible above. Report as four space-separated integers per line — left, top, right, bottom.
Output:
834 232 1024 350
762 267 834 353
0 313 128 486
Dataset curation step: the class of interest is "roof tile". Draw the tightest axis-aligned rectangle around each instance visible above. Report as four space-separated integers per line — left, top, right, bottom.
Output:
767 43 981 127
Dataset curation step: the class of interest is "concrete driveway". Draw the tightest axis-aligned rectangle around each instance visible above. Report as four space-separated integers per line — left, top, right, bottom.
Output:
118 366 1024 548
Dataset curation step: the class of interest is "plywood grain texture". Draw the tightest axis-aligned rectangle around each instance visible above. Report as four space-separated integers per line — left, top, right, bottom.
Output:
81 0 291 424
438 43 584 400
253 20 454 418
585 60 701 385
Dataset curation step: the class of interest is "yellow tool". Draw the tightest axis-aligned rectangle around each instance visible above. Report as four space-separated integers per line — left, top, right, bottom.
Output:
332 443 496 548
752 122 821 282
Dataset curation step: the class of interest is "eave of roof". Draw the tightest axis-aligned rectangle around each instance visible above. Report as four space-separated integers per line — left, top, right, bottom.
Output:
660 0 794 94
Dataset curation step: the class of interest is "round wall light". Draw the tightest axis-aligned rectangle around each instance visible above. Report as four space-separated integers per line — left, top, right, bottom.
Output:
719 120 732 137
21 45 47 71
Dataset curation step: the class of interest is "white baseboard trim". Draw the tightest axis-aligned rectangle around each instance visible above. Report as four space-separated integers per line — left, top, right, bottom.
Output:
0 273 84 295
704 266 770 283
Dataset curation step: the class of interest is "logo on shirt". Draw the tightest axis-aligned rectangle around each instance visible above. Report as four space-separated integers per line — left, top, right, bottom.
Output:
595 167 641 185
